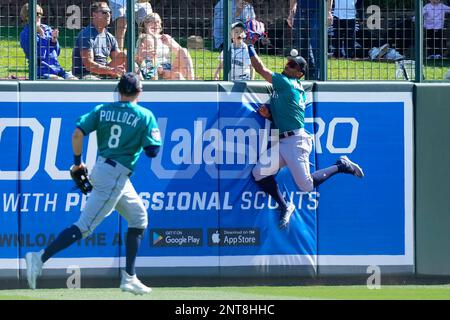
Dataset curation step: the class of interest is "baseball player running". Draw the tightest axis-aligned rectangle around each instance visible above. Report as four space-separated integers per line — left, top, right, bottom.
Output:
25 72 161 294
247 45 364 229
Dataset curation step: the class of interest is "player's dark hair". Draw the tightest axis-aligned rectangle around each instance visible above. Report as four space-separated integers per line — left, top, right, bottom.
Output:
91 2 108 15
118 73 143 97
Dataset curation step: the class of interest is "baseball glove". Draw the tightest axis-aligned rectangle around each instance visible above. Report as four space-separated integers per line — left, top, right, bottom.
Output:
70 165 93 195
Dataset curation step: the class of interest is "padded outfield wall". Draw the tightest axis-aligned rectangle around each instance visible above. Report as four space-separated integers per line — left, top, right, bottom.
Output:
0 81 427 286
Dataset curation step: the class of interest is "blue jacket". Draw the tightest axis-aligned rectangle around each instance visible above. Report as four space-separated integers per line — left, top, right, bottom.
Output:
20 24 67 78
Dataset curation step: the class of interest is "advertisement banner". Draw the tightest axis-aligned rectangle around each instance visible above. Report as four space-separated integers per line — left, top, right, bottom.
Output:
314 91 414 269
0 86 20 276
0 83 414 278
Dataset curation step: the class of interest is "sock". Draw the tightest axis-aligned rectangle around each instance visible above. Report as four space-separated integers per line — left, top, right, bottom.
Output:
255 175 288 210
312 165 339 188
41 225 82 263
126 228 145 276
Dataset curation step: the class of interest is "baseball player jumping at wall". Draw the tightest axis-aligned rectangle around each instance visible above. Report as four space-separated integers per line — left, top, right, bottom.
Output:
25 73 162 295
247 44 364 229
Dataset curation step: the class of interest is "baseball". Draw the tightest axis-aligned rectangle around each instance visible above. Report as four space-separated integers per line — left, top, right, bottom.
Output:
290 49 298 57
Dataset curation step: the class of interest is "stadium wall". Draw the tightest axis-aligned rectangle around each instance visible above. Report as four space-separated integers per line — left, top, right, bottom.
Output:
415 84 450 276
0 81 447 287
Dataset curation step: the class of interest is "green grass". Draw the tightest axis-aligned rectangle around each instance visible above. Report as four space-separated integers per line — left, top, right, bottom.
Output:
1 27 449 80
2 285 450 300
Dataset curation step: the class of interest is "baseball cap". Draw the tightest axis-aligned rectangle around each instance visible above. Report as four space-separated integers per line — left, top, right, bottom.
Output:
118 72 143 96
231 21 246 30
287 50 307 74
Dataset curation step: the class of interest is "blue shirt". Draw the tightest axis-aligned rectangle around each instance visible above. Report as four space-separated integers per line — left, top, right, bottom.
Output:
72 24 119 77
20 24 67 78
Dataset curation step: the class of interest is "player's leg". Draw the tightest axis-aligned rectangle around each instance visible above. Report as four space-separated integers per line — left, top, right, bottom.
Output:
25 162 126 289
252 144 289 212
285 131 363 191
115 180 148 276
311 156 364 188
280 132 315 193
115 180 151 295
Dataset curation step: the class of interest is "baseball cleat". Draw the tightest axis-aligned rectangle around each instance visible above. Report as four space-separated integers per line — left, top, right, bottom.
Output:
25 250 44 290
120 270 152 295
336 155 364 178
279 202 296 229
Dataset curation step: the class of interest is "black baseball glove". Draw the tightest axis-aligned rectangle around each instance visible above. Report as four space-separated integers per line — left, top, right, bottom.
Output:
70 165 93 195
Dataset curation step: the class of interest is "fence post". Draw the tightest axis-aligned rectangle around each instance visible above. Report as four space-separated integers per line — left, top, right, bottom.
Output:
28 0 37 81
414 0 423 82
319 0 328 81
126 0 135 73
222 0 232 81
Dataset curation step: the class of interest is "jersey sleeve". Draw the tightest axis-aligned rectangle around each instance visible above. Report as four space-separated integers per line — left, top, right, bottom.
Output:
76 105 101 135
141 112 162 148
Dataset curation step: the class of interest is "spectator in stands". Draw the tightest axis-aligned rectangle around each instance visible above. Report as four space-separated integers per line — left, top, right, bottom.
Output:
109 0 153 50
331 0 358 59
287 0 334 80
214 21 254 80
135 13 194 80
72 2 126 79
422 0 450 59
213 0 256 50
19 3 78 80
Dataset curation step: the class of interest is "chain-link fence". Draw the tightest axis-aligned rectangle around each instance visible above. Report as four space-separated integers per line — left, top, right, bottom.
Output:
1 0 449 81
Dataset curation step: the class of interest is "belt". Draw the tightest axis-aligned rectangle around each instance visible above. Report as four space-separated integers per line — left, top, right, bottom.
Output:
105 158 132 177
279 129 302 139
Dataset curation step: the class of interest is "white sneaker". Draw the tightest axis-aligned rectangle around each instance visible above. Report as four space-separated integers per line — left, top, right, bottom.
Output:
120 270 152 295
25 250 44 290
279 202 296 229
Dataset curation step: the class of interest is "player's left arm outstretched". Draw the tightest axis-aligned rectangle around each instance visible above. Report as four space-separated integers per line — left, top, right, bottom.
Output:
246 40 272 83
246 42 273 119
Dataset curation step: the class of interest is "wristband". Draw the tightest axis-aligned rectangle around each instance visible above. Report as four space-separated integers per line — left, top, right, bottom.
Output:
74 154 82 166
248 44 257 58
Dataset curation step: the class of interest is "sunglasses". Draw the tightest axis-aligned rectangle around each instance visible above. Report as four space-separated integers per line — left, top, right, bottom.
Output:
96 10 111 15
37 12 43 17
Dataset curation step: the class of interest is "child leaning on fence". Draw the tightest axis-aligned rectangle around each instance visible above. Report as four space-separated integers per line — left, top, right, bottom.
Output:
135 33 164 80
214 21 254 81
19 3 78 80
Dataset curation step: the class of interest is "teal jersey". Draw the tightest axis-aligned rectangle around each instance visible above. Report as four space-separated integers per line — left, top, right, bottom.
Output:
269 72 307 133
77 101 162 171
